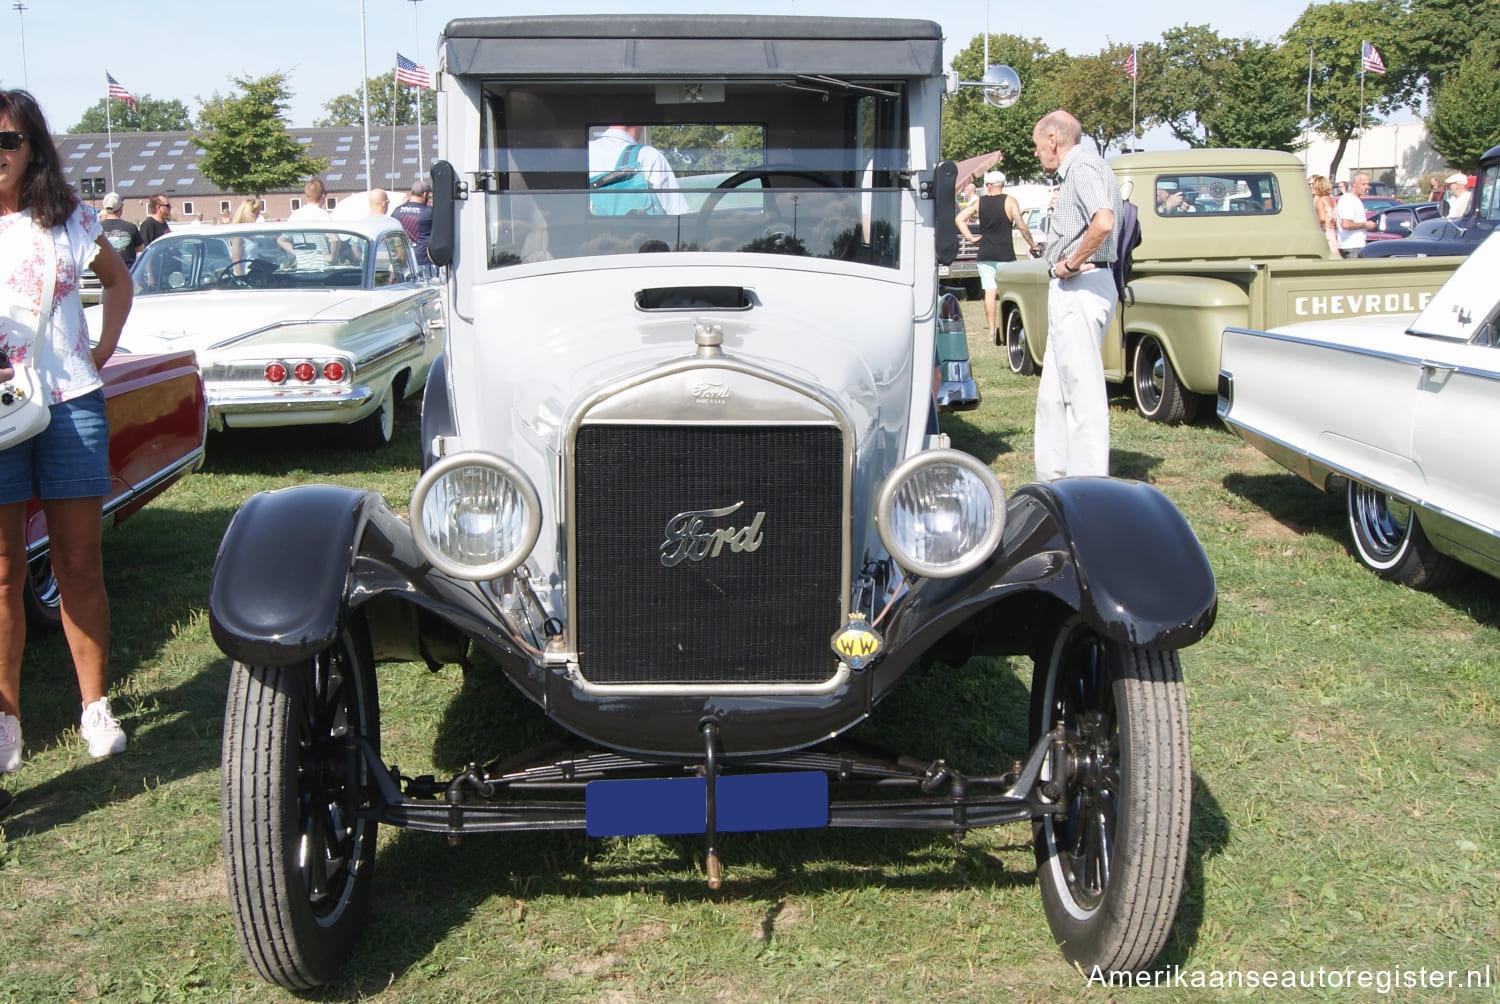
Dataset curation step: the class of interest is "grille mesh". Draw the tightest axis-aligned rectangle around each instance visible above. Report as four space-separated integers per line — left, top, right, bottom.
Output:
574 424 843 684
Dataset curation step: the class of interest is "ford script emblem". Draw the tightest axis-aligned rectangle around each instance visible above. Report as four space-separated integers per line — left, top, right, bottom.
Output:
660 501 766 567
690 382 731 405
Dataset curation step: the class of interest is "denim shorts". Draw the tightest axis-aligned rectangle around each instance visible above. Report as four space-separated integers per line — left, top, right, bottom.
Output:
0 388 111 504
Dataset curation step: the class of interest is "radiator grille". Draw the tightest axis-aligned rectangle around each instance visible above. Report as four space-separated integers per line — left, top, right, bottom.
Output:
574 424 844 685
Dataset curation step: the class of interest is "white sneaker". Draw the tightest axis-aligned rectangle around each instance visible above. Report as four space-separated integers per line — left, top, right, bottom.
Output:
0 712 20 773
81 698 126 758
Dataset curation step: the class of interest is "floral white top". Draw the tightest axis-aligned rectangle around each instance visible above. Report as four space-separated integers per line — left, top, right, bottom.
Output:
0 203 104 404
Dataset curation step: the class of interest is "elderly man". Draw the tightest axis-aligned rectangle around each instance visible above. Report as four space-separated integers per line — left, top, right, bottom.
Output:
1031 110 1122 481
1442 173 1471 220
1336 172 1377 258
369 188 390 216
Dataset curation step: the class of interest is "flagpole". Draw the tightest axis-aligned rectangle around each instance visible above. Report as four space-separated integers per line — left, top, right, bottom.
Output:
104 76 115 193
410 0 425 176
359 0 372 197
391 55 399 191
1132 49 1138 145
1358 42 1366 177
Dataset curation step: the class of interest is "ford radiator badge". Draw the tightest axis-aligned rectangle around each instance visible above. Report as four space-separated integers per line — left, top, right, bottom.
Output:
831 614 883 670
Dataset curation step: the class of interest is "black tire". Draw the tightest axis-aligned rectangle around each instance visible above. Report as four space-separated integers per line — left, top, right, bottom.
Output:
1346 481 1462 590
1030 614 1190 974
1005 309 1037 376
1131 335 1199 424
22 548 62 633
346 382 395 450
222 622 381 990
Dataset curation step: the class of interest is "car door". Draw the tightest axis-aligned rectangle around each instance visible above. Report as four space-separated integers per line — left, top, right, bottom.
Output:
1408 325 1500 547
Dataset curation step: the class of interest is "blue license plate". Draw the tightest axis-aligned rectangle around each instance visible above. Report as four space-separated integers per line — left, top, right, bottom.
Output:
585 772 829 838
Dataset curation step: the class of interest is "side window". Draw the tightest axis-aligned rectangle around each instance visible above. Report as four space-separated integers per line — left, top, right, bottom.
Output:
383 235 415 284
373 237 395 287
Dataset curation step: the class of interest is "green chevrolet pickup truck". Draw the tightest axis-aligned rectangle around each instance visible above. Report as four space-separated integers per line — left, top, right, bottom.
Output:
993 149 1459 421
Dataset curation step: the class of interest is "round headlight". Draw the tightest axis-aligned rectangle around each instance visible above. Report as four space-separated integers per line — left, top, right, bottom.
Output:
876 449 1004 578
409 452 542 580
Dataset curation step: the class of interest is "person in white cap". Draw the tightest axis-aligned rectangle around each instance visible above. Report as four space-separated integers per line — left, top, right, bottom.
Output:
955 169 1039 343
1442 173 1471 220
99 191 144 268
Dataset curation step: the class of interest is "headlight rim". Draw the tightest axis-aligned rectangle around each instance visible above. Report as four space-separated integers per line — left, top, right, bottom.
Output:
409 450 542 581
875 448 1005 579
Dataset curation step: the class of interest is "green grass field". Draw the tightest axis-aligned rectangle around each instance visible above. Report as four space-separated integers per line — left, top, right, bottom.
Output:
1 304 1496 1002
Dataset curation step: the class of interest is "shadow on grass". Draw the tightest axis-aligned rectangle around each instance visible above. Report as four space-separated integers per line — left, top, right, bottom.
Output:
199 395 424 480
938 409 1016 464
1221 471 1345 543
1160 774 1229 967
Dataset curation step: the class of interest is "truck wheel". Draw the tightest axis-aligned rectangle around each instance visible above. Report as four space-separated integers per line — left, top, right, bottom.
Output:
1005 311 1036 375
222 622 380 990
1131 335 1198 423
23 549 62 633
1030 614 1190 974
1347 481 1462 590
347 382 395 450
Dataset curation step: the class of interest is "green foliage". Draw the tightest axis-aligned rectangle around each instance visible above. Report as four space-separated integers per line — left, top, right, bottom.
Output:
194 73 328 196
1425 42 1500 172
68 96 192 134
317 71 437 127
1209 40 1307 151
1051 42 1143 156
1150 24 1236 147
1147 26 1303 151
1403 0 1500 93
942 34 1067 181
1284 0 1412 180
649 124 766 174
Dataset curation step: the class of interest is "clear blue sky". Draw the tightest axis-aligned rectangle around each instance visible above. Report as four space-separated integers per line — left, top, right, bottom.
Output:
9 0 1329 139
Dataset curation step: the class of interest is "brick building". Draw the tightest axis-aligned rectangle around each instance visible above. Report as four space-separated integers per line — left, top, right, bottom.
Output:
53 125 440 222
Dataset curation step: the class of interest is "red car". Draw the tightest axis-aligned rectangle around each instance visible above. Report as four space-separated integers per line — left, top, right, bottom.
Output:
23 350 206 629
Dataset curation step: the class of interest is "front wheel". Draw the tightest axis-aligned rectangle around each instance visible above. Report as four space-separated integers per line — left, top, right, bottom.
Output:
1346 480 1462 590
1030 614 1190 974
1131 335 1199 424
222 621 381 990
1005 310 1036 375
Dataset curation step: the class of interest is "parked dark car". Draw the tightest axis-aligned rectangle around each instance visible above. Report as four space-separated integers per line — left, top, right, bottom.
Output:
1362 144 1499 258
1365 201 1442 242
1359 195 1406 213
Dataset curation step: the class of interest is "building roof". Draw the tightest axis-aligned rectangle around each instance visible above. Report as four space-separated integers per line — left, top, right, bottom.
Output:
53 125 441 198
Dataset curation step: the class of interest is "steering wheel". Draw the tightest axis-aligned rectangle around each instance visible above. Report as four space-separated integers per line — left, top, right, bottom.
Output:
216 260 269 288
693 166 840 251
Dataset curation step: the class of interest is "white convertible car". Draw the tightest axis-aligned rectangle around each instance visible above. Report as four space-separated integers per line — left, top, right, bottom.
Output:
1218 232 1496 589
94 217 443 449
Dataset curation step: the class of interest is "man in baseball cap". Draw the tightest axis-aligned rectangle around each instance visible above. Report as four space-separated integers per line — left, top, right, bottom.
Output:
1443 173 1471 220
98 191 144 268
393 177 435 265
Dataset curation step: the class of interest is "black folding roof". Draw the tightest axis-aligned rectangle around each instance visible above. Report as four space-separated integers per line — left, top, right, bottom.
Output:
440 15 945 79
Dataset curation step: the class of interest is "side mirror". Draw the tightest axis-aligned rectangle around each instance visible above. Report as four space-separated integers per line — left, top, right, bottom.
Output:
946 64 1022 109
428 160 457 267
934 160 959 265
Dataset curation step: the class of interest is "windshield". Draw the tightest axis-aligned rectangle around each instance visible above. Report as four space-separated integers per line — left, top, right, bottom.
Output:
132 230 373 295
479 80 909 269
1152 173 1283 216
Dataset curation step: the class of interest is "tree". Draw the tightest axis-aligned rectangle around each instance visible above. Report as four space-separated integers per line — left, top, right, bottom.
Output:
1425 42 1500 172
1052 42 1146 157
195 73 328 196
942 34 1069 181
1207 40 1306 151
1284 0 1414 181
317 71 437 127
1150 25 1236 147
1402 0 1500 96
69 95 192 134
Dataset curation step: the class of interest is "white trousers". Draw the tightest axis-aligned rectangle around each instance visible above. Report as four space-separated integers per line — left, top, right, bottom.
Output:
1035 270 1116 480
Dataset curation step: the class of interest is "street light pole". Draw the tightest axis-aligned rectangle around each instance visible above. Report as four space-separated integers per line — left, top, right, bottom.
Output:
12 2 29 91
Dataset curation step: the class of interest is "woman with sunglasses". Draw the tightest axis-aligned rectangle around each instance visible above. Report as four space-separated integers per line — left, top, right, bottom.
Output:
0 90 134 778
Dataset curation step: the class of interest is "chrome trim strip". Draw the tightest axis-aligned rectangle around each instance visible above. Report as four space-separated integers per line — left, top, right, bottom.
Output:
1222 326 1500 383
208 384 376 414
561 354 857 696
1220 413 1500 546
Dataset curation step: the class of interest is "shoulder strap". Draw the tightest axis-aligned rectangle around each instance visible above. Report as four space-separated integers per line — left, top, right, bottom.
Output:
34 220 57 366
616 143 643 170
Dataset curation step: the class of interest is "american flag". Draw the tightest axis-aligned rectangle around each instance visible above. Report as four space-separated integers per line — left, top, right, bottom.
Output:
395 53 430 89
1361 41 1386 75
106 72 138 112
1123 48 1137 80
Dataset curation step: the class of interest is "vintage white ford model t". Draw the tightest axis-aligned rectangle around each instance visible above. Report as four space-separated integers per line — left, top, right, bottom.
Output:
209 15 1216 989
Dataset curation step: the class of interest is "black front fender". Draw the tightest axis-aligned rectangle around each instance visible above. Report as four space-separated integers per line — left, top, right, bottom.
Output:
872 477 1215 691
208 485 383 666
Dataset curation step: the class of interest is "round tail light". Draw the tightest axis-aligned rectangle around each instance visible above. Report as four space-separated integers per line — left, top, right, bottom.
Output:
264 362 288 384
293 361 317 383
323 361 346 382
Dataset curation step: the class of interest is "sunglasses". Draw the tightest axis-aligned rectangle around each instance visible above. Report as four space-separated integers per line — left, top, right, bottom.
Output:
0 131 29 152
